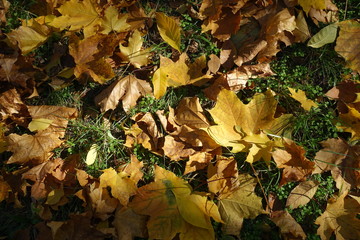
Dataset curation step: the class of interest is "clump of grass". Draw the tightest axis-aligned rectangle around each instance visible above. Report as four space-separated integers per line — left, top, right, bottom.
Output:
64 114 127 177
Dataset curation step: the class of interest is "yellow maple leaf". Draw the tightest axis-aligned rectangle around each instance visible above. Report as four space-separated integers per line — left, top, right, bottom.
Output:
100 5 130 34
218 174 267 236
288 87 318 111
7 17 52 54
155 12 181 52
50 0 101 38
205 89 292 163
99 168 137 206
153 53 212 99
129 165 222 240
119 30 149 68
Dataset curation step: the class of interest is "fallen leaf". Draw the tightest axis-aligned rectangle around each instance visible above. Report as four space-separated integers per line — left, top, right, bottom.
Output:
28 118 53 132
119 30 149 68
272 139 315 186
85 144 98 166
271 210 306 240
155 12 181 52
294 10 311 42
113 207 148 240
307 23 338 48
286 180 319 209
129 165 222 240
48 214 111 240
298 0 326 14
218 173 267 236
207 155 239 196
118 155 144 185
45 188 64 205
7 17 51 54
95 75 152 113
315 192 360 240
100 5 130 34
206 89 292 162
174 97 210 129
50 0 101 37
69 34 118 83
152 53 211 98
335 20 360 74
313 138 360 193
6 132 63 165
0 88 30 127
27 105 77 138
99 168 137 206
288 87 318 111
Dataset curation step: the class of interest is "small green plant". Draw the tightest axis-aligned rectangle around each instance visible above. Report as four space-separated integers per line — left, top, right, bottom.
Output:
180 14 220 58
1 0 37 32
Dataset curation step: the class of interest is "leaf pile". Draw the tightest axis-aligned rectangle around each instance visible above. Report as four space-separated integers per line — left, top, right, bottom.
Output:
0 0 360 239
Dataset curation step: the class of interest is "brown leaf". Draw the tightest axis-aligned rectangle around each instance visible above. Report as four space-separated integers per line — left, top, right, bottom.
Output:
207 155 239 196
0 88 30 127
47 214 111 240
207 54 220 74
113 207 148 240
124 112 164 153
286 180 319 209
95 75 152 113
184 152 213 175
80 182 118 220
272 139 315 186
335 20 360 74
69 34 118 83
174 97 210 129
0 176 11 202
313 138 360 193
28 105 77 138
6 132 63 165
162 135 196 161
271 210 306 240
22 157 78 199
315 192 360 240
202 7 242 41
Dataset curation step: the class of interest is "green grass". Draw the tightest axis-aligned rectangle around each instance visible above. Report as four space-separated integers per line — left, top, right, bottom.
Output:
1 0 359 239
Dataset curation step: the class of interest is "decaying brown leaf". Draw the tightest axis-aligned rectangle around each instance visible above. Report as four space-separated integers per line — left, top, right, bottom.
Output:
335 20 360 74
272 139 315 186
271 210 306 240
286 180 319 209
95 75 152 113
313 138 360 193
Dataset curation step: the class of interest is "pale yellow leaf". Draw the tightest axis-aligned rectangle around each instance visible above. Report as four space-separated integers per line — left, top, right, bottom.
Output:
28 118 53 132
100 6 130 34
85 144 98 165
119 30 149 68
288 88 318 111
